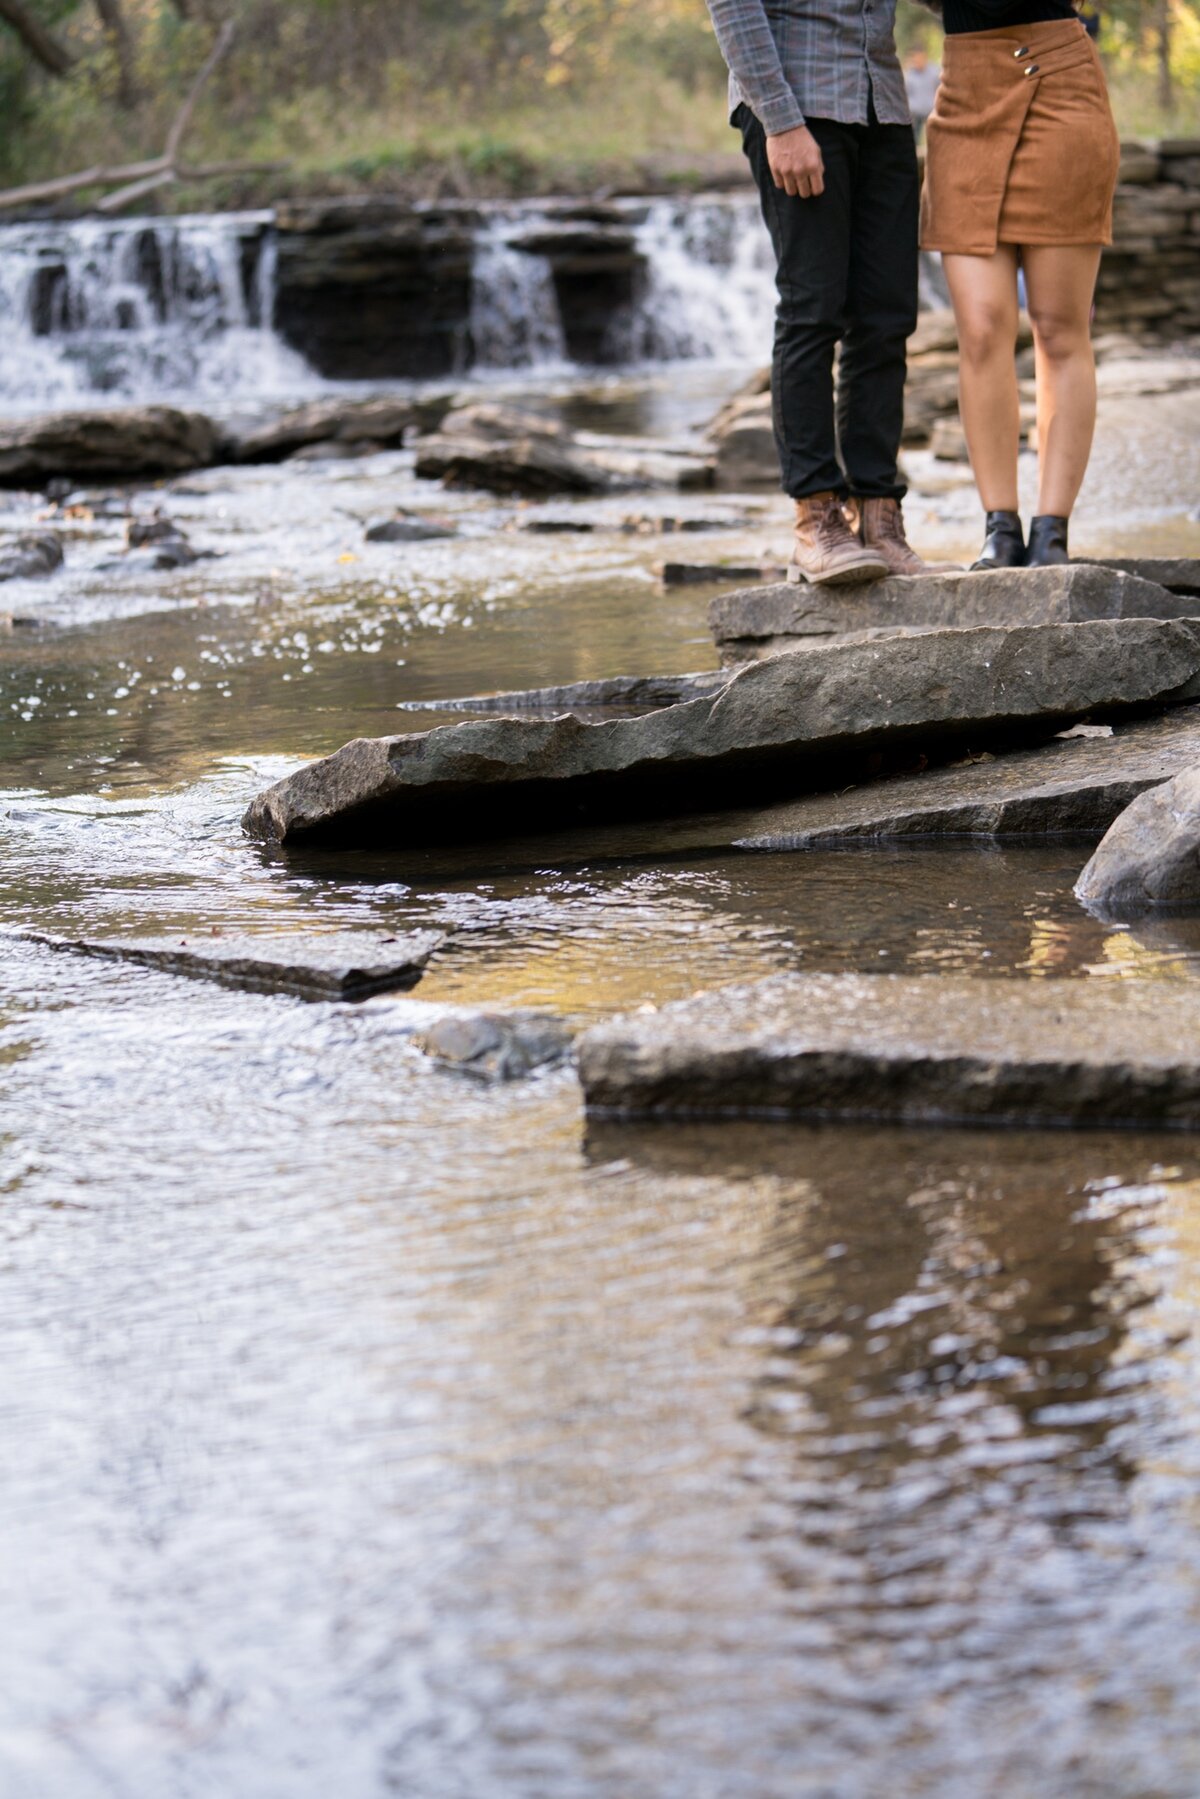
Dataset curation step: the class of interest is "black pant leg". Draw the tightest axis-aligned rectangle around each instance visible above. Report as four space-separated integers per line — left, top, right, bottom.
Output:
737 105 855 500
837 117 919 500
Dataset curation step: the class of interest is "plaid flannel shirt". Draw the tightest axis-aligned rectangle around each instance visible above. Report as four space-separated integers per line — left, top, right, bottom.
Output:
706 0 911 134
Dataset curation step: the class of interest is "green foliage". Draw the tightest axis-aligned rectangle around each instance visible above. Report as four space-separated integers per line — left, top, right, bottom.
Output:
0 0 1196 203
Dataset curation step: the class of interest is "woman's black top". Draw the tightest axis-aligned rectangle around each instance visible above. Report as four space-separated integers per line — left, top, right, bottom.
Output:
942 0 1078 36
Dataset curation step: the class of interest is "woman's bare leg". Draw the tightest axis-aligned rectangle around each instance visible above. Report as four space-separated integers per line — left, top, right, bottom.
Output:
942 247 1022 511
1022 243 1103 517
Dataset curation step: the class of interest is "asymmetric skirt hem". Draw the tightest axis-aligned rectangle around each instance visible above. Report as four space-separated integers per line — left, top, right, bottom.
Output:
920 20 1120 256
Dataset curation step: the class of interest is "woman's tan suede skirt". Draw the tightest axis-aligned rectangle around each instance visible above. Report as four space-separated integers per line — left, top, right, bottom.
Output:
921 19 1120 255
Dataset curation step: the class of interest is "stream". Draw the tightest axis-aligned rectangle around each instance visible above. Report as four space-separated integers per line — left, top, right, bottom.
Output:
3 202 1200 1797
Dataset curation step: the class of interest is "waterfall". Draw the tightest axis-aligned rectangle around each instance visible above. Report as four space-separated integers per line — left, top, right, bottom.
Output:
0 212 313 409
0 194 947 404
468 216 569 371
615 196 776 364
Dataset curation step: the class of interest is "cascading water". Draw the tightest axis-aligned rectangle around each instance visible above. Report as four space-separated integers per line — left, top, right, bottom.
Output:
0 211 313 409
0 194 949 403
468 216 570 372
616 196 776 363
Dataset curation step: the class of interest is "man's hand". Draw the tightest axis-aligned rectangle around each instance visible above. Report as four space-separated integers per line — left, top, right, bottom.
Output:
767 124 825 198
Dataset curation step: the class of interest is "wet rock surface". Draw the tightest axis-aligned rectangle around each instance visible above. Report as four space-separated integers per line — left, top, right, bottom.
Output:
662 560 786 588
0 531 63 581
243 618 1200 847
578 972 1200 1126
710 565 1200 662
365 513 457 543
0 407 221 483
413 1009 575 1079
733 707 1200 847
20 928 445 1001
1076 765 1200 915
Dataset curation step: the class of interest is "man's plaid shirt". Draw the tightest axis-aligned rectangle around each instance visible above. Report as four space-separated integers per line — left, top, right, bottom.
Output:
706 0 911 135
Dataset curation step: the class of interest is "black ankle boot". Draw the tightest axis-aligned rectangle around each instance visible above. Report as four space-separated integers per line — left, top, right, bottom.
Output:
1027 514 1070 567
971 510 1026 571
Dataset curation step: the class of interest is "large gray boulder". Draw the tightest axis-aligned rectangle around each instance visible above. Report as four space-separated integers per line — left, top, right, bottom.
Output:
242 617 1200 847
711 565 1199 663
1075 765 1200 914
577 972 1200 1126
0 408 221 484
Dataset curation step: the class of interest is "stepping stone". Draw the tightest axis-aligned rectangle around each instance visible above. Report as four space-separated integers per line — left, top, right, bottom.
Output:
243 617 1200 848
710 565 1200 665
20 929 445 1001
734 705 1200 847
1084 557 1200 596
577 973 1200 1128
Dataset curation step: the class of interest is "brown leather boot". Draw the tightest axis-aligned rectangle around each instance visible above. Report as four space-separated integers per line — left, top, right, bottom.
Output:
788 492 888 587
847 497 960 576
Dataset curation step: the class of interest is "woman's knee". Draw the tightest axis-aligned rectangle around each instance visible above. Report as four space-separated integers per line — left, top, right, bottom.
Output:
1029 305 1090 364
956 300 1017 365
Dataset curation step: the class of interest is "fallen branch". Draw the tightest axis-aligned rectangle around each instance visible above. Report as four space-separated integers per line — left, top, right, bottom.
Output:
0 17 274 215
95 158 291 214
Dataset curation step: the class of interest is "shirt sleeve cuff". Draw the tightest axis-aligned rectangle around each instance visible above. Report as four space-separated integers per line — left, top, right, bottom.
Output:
758 91 807 135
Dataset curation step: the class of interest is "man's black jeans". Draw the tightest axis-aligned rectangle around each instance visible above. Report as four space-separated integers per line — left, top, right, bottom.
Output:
736 102 919 502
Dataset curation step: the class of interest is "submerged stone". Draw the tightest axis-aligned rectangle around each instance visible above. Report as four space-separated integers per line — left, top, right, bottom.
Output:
710 565 1199 664
413 1010 574 1080
22 929 445 1001
242 618 1200 848
1076 765 1200 915
577 973 1200 1127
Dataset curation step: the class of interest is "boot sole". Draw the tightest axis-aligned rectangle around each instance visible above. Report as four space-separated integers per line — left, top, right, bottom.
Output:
787 558 889 587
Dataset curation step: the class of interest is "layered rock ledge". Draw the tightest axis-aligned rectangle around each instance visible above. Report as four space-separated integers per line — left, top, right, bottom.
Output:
710 564 1200 665
577 973 1200 1127
243 618 1200 848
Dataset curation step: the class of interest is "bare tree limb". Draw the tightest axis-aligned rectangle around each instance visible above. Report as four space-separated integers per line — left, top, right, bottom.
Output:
0 0 75 77
95 159 289 214
93 0 139 109
163 16 235 163
0 18 265 214
0 160 165 210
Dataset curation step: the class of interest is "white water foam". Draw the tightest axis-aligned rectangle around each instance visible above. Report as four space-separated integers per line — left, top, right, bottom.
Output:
0 212 314 410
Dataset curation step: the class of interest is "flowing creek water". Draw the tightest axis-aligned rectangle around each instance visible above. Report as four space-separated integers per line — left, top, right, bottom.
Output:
3 245 1200 1793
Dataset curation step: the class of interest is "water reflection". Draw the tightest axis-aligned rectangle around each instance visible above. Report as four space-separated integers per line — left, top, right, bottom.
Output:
587 1121 1200 1795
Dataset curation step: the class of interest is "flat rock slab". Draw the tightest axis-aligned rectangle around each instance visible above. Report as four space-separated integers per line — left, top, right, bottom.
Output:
22 929 445 1000
243 618 1200 847
578 973 1200 1128
711 566 1198 664
735 705 1200 847
402 670 728 716
1085 557 1200 596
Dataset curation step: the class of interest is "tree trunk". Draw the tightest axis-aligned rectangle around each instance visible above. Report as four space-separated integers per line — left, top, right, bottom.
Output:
1158 0 1174 113
0 0 74 76
94 0 138 107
